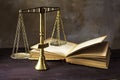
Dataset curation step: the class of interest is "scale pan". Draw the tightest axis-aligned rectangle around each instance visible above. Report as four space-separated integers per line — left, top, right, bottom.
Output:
11 52 30 59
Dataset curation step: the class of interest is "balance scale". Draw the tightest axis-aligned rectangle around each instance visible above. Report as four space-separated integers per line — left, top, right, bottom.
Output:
11 7 67 70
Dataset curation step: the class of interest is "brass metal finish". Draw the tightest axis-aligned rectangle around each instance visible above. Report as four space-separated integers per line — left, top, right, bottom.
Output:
19 7 60 13
11 13 30 59
17 6 62 70
35 8 48 70
50 11 67 46
35 49 47 70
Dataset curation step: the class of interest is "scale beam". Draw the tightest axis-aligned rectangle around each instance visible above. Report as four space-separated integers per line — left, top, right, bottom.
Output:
19 6 60 13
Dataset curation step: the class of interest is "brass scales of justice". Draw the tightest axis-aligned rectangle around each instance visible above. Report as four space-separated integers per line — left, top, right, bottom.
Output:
11 6 67 70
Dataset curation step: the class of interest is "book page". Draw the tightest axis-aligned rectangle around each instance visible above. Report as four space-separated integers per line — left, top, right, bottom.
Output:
29 49 65 60
66 58 108 69
31 36 107 57
67 42 109 58
31 38 77 57
44 41 77 57
68 35 107 55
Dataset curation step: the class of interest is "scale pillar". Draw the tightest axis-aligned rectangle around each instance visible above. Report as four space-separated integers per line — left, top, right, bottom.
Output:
35 7 48 70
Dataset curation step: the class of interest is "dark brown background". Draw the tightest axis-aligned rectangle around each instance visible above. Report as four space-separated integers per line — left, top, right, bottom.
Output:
0 0 120 49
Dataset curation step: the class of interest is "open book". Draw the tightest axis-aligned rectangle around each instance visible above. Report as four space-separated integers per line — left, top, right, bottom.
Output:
29 35 111 69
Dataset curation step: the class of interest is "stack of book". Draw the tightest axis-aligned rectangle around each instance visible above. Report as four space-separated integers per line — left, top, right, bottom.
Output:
29 35 111 69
